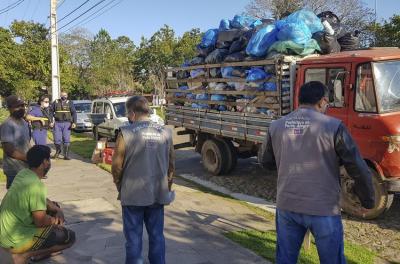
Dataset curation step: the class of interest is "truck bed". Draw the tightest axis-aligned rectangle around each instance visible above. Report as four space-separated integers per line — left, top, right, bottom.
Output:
165 56 300 143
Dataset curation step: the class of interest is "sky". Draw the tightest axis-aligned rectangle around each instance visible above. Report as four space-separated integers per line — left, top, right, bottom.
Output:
0 0 398 44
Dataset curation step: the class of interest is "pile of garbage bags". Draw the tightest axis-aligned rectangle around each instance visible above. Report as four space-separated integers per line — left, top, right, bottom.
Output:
175 9 361 114
193 9 359 64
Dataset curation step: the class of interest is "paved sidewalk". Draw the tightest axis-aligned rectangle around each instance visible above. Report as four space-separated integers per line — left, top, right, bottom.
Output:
0 151 273 264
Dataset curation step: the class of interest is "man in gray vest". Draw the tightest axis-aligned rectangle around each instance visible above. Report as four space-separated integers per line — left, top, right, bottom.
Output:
112 96 174 264
259 81 375 264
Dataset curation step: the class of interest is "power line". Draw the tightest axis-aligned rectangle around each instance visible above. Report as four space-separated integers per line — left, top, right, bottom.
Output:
55 0 107 34
57 0 90 23
62 0 123 34
0 0 26 15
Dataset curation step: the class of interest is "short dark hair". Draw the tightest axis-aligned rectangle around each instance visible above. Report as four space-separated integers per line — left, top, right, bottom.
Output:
27 145 51 168
126 96 150 115
38 95 50 104
299 81 329 105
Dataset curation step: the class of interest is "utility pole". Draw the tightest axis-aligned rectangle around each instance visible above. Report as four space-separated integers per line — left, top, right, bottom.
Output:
50 0 60 101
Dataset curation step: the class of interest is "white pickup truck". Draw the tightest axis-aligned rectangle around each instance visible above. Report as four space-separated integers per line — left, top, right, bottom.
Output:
89 96 164 141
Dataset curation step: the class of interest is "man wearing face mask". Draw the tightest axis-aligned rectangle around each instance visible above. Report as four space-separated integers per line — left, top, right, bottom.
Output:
29 95 54 146
0 95 31 189
258 81 375 264
0 145 75 264
51 91 77 160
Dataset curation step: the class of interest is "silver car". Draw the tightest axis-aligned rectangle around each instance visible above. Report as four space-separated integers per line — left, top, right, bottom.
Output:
73 100 93 132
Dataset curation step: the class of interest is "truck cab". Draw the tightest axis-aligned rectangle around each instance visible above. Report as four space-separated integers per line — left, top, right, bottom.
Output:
295 48 400 219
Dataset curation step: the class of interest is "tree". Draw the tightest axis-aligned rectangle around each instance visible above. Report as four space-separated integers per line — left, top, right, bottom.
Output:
374 15 400 47
0 21 51 100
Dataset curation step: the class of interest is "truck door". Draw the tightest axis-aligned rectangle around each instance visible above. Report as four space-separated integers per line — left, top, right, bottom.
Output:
303 64 351 125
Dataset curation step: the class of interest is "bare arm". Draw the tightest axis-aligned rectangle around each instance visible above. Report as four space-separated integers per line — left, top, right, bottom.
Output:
258 131 277 171
32 210 59 227
112 133 125 190
168 138 175 191
2 142 27 161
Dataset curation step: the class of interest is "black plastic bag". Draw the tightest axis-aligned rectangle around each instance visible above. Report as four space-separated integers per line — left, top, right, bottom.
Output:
197 45 214 57
224 51 246 62
216 41 232 49
338 31 360 51
229 37 248 54
217 29 245 43
176 70 189 80
205 49 229 64
317 11 344 38
189 56 205 66
210 68 222 78
312 31 341 54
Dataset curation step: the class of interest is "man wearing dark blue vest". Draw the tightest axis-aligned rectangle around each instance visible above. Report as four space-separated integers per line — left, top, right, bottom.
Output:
112 96 175 264
51 91 77 160
259 81 375 264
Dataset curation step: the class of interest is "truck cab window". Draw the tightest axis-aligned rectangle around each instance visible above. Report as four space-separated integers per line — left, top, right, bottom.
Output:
305 68 345 107
355 63 377 113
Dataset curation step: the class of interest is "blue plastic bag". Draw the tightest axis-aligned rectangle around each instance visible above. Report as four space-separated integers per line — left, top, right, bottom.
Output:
217 105 227 111
246 67 269 82
211 95 227 101
264 82 277 91
200 29 219 48
221 67 235 78
284 9 323 34
192 103 209 109
277 21 312 44
190 69 205 78
186 93 196 100
196 94 208 101
219 19 231 31
246 24 278 57
231 15 261 29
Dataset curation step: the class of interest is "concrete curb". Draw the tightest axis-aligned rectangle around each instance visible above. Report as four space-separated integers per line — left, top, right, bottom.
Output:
179 174 277 215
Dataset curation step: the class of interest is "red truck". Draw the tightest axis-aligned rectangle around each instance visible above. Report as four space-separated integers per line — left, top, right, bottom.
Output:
165 47 400 219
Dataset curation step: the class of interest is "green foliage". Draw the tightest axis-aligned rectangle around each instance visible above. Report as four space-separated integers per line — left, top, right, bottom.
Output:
0 21 50 99
1 20 201 101
225 230 376 264
374 15 400 47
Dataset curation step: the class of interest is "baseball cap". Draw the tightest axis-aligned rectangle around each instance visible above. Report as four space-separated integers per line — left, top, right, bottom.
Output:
6 95 26 109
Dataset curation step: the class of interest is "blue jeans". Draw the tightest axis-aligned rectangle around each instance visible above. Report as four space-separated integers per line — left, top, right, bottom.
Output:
276 209 346 264
122 204 165 264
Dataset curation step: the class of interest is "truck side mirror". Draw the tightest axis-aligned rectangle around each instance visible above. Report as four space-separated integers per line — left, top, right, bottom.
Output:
106 113 111 120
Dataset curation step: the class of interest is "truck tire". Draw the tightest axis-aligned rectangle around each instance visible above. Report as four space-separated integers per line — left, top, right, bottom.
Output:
341 167 394 219
215 138 238 174
201 139 227 176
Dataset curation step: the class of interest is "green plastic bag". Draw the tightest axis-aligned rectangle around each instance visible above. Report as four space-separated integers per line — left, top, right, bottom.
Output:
268 39 321 56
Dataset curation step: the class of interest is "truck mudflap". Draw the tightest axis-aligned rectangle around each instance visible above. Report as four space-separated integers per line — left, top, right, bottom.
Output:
386 178 400 193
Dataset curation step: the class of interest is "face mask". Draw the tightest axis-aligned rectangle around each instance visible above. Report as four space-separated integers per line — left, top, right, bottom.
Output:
12 109 25 119
42 102 49 108
61 96 67 101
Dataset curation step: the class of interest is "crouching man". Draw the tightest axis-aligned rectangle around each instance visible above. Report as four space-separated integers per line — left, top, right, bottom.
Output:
0 145 75 264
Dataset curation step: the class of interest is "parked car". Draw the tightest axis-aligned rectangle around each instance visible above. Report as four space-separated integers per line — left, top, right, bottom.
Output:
73 100 93 132
89 97 164 141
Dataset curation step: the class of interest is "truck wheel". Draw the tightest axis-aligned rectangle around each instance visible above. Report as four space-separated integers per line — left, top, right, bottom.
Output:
201 139 227 176
341 167 394 219
215 138 237 174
